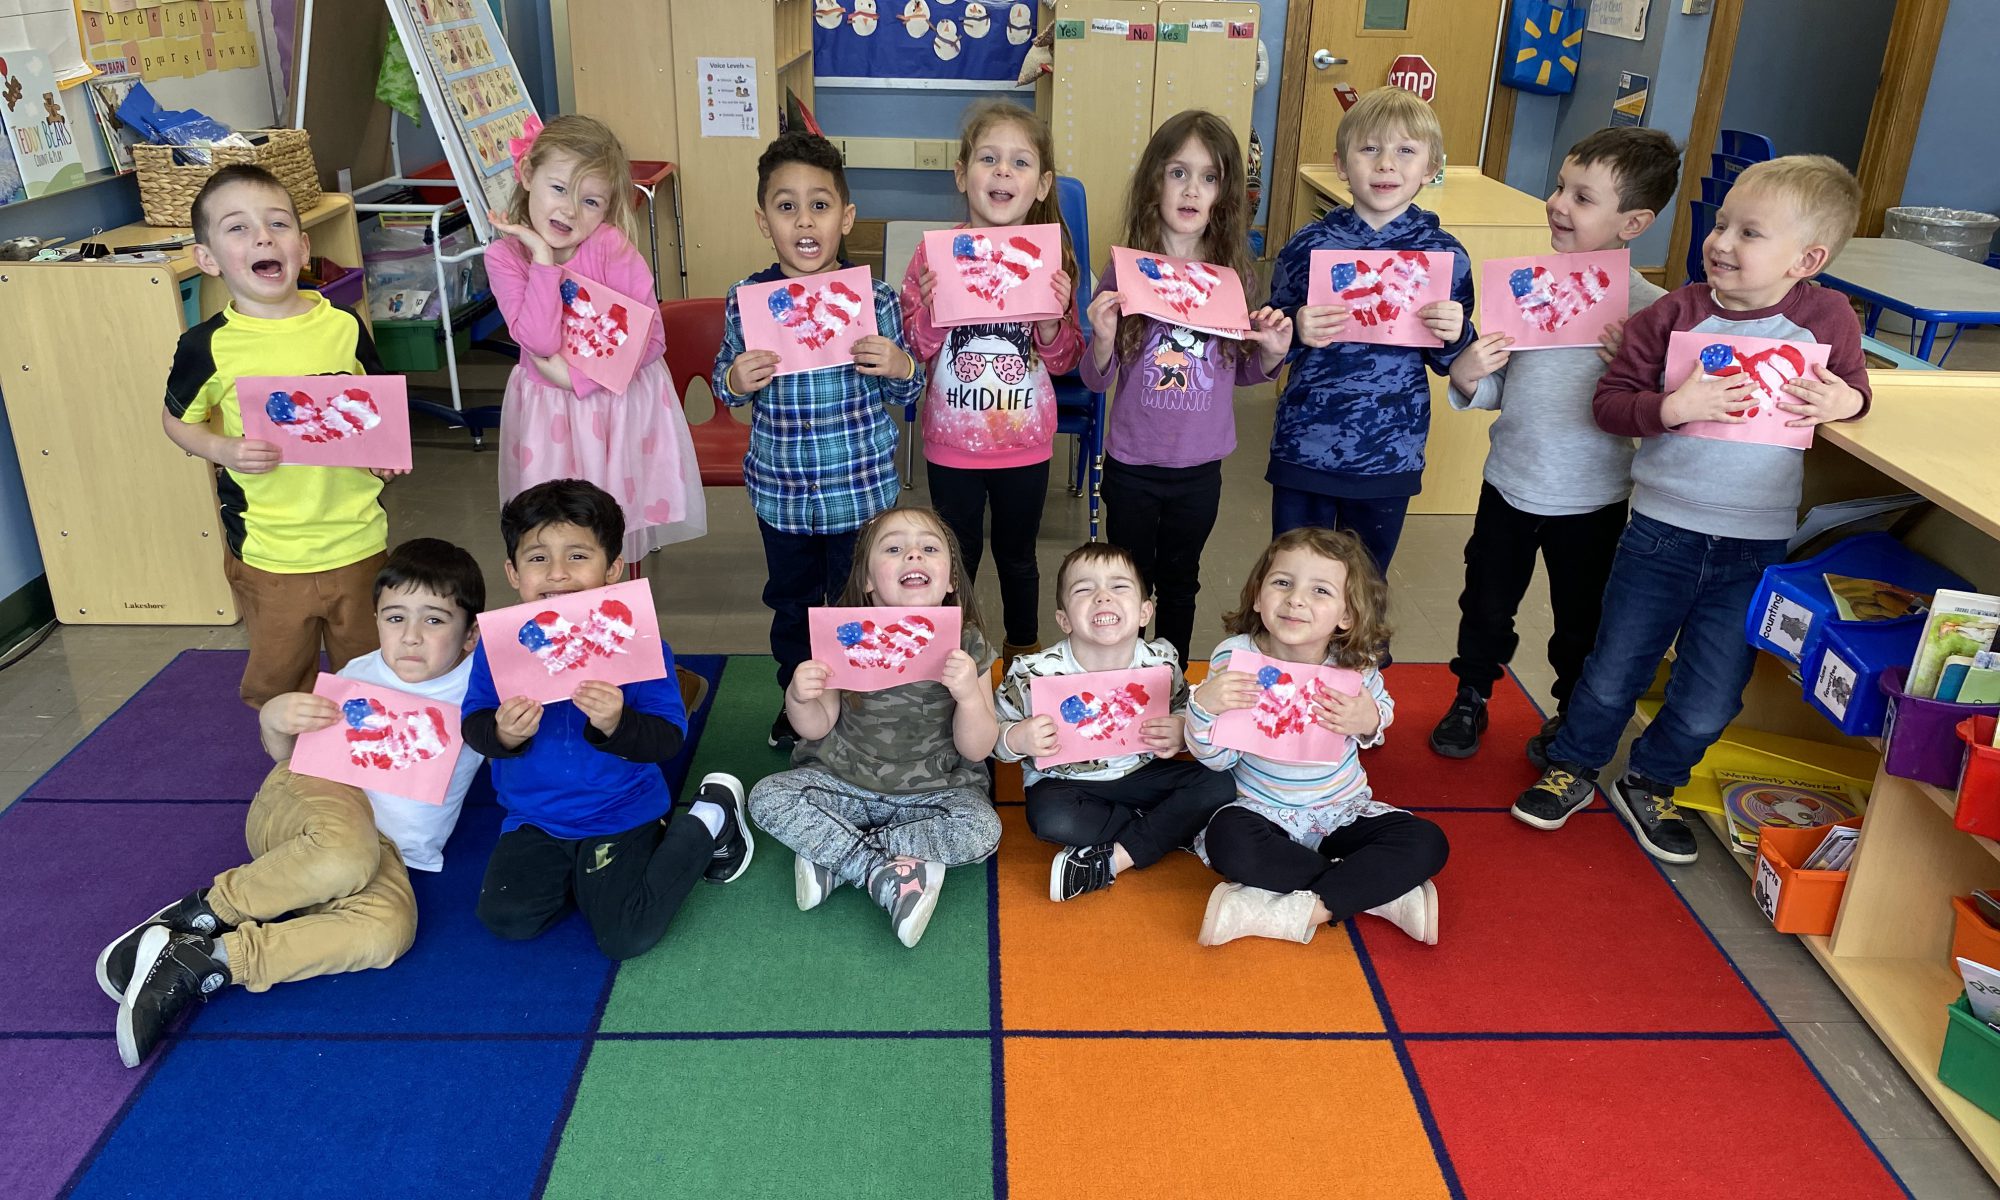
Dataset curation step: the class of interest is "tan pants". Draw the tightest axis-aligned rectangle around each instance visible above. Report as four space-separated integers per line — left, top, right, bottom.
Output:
224 551 386 709
208 763 417 992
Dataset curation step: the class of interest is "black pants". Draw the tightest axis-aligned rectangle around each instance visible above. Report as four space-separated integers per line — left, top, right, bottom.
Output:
758 519 860 689
1202 806 1449 923
1024 756 1235 869
926 458 1049 646
1270 485 1410 576
476 811 715 961
1102 456 1224 667
1449 483 1627 710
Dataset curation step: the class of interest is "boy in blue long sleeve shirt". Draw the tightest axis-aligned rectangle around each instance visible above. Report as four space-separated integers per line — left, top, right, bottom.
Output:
1267 87 1475 575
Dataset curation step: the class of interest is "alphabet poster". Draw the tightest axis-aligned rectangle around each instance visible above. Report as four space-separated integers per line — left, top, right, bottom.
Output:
237 375 414 470
290 674 464 806
814 1 1039 85
1109 246 1252 340
809 605 963 692
478 579 669 705
1308 249 1450 347
926 224 1066 326
739 266 881 375
1663 331 1832 451
1210 649 1364 765
1029 666 1171 767
1479 249 1629 350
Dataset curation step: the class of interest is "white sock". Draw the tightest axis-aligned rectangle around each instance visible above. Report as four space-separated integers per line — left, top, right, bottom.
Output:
209 937 229 964
688 800 727 840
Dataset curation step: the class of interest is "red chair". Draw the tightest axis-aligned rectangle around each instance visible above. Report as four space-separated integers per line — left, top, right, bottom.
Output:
660 297 750 487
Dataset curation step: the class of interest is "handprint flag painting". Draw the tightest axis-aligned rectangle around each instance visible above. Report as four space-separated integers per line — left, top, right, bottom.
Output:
809 606 963 692
739 266 882 375
926 225 1067 326
290 674 465 806
1029 666 1171 767
1209 649 1364 765
1478 249 1628 349
477 579 669 705
237 376 413 470
559 269 656 394
1109 246 1252 340
1307 249 1451 347
1663 331 1831 450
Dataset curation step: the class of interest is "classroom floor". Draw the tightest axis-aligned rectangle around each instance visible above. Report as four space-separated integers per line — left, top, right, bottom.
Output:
3 333 1999 1195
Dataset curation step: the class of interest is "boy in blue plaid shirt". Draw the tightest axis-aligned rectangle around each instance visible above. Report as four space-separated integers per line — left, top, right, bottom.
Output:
714 131 926 749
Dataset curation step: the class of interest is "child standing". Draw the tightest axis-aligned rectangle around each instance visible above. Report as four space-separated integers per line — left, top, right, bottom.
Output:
995 542 1235 902
713 131 925 751
1082 110 1294 667
1513 156 1870 863
901 99 1084 662
1266 87 1474 575
162 165 396 709
1429 128 1681 762
1186 528 1448 947
488 115 706 566
97 538 488 1067
748 506 1002 948
463 480 752 959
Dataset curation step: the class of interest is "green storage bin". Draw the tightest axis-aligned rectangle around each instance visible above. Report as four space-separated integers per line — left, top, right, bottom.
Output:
374 318 471 373
1938 995 2000 1119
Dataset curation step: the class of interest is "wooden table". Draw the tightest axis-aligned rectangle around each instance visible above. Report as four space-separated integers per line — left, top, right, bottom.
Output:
1288 166 1553 515
1820 237 2000 364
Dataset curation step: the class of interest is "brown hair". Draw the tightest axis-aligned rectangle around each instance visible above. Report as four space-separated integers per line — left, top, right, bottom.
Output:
1116 109 1254 365
1055 540 1147 600
1335 87 1444 174
956 99 1079 285
1222 528 1391 670
1731 154 1863 263
837 506 989 642
505 114 640 246
1565 126 1682 216
190 164 297 245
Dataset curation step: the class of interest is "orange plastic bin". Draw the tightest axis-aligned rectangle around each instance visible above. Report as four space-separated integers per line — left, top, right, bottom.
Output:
1753 819 1862 936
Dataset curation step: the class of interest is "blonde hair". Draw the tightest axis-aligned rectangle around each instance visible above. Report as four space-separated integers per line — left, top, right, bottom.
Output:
837 506 989 642
505 115 640 246
1222 528 1391 671
1335 87 1444 176
1731 154 1862 262
1117 109 1254 364
956 99 1080 285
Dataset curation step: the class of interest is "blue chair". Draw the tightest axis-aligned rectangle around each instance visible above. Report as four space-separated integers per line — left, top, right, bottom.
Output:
1686 200 1719 286
1718 129 1776 163
1711 152 1756 183
1051 175 1107 540
1699 175 1731 206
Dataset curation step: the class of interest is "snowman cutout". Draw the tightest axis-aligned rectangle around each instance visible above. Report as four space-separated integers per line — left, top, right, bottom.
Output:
1006 1 1033 43
963 2 990 37
815 0 845 29
933 18 962 59
850 0 879 35
898 0 931 37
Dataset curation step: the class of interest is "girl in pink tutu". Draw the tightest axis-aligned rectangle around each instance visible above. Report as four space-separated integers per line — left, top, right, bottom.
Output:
488 114 705 566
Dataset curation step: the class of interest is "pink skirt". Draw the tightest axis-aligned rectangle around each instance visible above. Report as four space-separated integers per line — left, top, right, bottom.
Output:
497 357 707 563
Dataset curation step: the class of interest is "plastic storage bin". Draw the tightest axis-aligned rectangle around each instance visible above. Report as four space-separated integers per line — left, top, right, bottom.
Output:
374 320 471 374
312 261 365 312
1955 716 2000 839
1752 818 1861 936
1802 618 1921 737
1745 532 1965 665
1938 995 2000 1121
1879 666 2000 787
1951 896 2000 971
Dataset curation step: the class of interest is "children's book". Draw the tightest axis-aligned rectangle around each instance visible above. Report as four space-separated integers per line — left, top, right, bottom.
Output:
1907 589 2000 699
1029 666 1171 768
1209 650 1365 766
1823 573 1931 623
290 673 465 806
926 224 1066 327
1109 246 1252 340
559 269 655 394
738 266 881 376
1800 824 1860 871
1663 331 1832 451
477 579 668 705
237 375 414 470
1307 248 1449 347
1477 249 1628 350
1717 769 1867 856
808 606 963 693
0 51 87 200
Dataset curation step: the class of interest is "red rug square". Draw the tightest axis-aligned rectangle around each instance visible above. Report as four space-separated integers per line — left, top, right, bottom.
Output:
1366 664 1554 809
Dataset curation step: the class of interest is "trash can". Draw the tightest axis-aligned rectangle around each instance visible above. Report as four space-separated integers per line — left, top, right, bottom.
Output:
1884 206 2000 263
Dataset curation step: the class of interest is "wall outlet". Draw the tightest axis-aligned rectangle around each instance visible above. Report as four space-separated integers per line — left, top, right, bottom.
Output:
914 140 954 170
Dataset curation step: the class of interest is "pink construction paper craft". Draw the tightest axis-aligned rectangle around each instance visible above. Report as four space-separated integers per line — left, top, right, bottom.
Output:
476 578 668 705
1479 249 1629 350
559 269 656 394
1308 248 1451 347
236 375 413 470
290 673 464 806
1029 665 1172 768
809 606 963 692
1109 245 1252 340
926 224 1066 326
1209 649 1365 766
739 266 882 376
1664 331 1831 450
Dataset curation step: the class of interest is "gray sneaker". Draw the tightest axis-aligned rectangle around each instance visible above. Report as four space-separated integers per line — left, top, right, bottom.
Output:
867 857 944 948
1525 714 1563 772
1607 775 1699 864
1510 764 1599 830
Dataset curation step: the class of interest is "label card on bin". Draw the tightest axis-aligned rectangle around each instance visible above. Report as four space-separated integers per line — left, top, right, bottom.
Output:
809 606 962 692
1029 666 1171 767
1209 649 1364 765
237 375 413 470
477 579 668 705
290 673 464 806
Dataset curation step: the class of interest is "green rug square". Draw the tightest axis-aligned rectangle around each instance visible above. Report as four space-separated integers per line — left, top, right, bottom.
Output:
542 1037 994 1199
686 656 796 789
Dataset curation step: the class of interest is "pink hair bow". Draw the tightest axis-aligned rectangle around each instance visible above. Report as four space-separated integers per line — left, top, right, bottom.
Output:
508 114 545 181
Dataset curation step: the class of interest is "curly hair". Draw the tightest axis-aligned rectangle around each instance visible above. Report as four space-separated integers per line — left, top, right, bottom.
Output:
1222 528 1391 670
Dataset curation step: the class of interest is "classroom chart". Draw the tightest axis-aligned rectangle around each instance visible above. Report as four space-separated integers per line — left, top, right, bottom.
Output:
77 0 261 83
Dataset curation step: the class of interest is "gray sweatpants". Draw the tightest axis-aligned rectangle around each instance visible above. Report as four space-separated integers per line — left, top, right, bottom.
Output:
747 767 1002 887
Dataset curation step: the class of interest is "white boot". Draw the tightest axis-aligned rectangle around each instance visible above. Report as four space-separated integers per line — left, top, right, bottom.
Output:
1198 883 1320 946
1363 880 1439 945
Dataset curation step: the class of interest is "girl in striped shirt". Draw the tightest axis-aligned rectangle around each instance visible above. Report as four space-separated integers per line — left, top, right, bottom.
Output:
1185 528 1449 947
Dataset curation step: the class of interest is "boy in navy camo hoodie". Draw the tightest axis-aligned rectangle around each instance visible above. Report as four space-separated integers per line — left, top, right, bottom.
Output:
1267 87 1475 576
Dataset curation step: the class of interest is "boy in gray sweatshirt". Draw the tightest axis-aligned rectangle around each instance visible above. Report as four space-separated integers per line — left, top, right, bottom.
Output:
1430 128 1681 765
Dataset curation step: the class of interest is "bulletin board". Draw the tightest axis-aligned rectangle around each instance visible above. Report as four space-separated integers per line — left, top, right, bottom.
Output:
814 0 1040 88
383 0 538 241
1152 3 1256 150
1044 0 1160 275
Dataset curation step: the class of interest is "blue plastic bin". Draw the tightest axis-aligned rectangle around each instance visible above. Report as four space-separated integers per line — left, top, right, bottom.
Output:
1801 617 1929 736
1745 532 1967 665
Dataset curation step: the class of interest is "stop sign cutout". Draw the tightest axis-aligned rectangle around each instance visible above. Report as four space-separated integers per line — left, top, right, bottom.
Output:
1388 54 1437 102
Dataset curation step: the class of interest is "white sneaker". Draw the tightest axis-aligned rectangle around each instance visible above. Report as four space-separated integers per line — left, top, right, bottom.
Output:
1197 883 1320 946
794 855 839 911
1363 880 1439 945
867 857 945 948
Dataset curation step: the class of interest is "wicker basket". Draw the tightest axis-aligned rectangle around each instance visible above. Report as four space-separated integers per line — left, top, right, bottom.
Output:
133 129 323 228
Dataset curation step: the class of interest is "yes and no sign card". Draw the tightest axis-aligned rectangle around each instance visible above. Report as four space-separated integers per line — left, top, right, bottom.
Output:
477 578 669 705
1663 330 1832 450
1109 245 1251 339
1479 249 1629 349
808 606 963 692
290 673 464 806
1028 665 1171 768
1210 649 1365 765
237 375 413 470
738 266 881 375
926 224 1067 326
1307 249 1451 347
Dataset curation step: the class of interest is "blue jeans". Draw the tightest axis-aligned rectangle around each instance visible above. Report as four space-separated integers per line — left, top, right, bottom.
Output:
1269 486 1410 575
1546 513 1786 788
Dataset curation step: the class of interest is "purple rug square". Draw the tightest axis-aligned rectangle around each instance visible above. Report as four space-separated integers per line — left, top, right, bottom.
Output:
0 1039 147 1200
27 651 269 801
0 801 247 1032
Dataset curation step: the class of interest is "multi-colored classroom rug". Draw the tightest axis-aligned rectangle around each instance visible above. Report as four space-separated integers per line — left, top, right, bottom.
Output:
0 650 1916 1199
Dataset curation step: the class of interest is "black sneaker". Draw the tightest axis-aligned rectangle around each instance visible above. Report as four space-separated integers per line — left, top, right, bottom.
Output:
1510 764 1599 830
1049 843 1117 902
1428 686 1488 759
116 928 229 1068
867 857 944 948
769 708 799 751
1607 775 1699 864
95 889 231 1002
699 772 755 884
1525 714 1563 772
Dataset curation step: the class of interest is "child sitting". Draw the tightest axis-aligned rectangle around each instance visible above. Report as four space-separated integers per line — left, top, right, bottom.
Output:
1513 156 1870 863
748 506 1002 948
1186 529 1448 946
95 538 488 1068
161 164 401 709
463 480 752 958
994 542 1234 901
